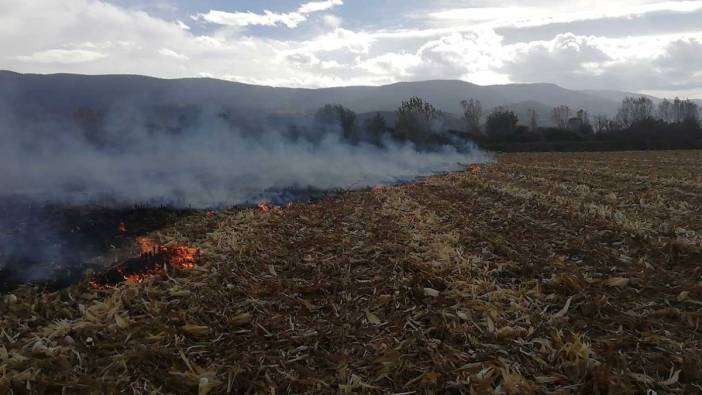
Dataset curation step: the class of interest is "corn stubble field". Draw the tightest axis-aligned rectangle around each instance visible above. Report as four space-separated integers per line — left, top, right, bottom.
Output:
2 150 702 394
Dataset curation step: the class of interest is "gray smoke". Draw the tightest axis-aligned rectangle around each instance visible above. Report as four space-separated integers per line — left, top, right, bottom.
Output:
0 105 492 208
0 103 493 289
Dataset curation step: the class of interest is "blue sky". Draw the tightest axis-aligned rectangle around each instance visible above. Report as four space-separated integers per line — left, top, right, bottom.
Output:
2 0 701 97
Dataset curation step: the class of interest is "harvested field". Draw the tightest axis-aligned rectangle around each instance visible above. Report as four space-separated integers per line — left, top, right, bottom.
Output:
2 150 702 394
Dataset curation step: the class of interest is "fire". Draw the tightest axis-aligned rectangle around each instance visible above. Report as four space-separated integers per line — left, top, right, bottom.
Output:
137 237 157 253
469 164 482 173
118 222 127 233
124 271 160 285
163 245 198 270
90 237 199 289
257 202 276 212
136 237 198 270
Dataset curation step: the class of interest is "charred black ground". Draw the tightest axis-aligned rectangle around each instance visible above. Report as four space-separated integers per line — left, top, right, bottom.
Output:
0 202 195 292
0 183 412 292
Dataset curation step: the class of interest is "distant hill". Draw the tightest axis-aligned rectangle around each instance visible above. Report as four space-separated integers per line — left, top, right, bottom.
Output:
579 89 662 105
494 101 556 127
1 70 684 124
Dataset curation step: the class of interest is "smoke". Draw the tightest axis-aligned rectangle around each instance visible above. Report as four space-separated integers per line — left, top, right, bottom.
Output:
0 201 70 289
0 105 491 208
0 103 491 289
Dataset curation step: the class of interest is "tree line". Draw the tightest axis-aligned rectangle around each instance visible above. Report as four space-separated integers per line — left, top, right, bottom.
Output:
71 94 700 152
465 96 700 151
312 97 455 150
313 94 701 152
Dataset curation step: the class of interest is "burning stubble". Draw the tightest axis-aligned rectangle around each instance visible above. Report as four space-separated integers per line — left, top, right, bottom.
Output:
0 104 492 288
89 237 199 289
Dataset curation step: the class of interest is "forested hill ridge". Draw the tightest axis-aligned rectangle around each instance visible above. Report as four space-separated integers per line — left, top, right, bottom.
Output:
0 70 649 118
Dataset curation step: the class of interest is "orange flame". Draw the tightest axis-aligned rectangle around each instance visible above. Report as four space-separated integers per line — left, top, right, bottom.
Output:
257 202 276 212
165 245 198 270
137 237 157 253
469 164 482 174
118 222 127 233
136 237 198 270
90 237 198 289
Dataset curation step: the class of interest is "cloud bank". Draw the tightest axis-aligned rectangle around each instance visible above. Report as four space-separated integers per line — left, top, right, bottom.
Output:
193 0 343 28
1 0 700 97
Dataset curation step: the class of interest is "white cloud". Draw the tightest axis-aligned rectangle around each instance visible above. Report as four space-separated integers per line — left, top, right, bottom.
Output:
16 49 106 64
158 48 189 60
1 0 700 96
429 6 540 24
299 28 374 54
428 0 702 29
194 10 307 28
501 32 702 91
194 0 344 28
298 0 343 14
409 30 504 80
323 14 342 29
359 53 420 77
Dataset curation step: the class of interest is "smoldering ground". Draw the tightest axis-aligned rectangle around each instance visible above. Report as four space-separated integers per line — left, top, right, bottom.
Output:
0 104 491 288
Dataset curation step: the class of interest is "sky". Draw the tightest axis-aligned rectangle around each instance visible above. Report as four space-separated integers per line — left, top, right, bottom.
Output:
1 0 701 97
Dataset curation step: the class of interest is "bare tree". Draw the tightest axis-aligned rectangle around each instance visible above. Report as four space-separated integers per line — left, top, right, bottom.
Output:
461 99 482 133
681 100 700 125
576 109 590 125
527 109 538 132
551 105 571 129
671 97 699 123
616 96 653 127
593 115 609 134
657 98 673 122
673 98 684 122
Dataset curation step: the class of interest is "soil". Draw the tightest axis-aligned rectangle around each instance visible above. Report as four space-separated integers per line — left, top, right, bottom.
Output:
1 150 701 394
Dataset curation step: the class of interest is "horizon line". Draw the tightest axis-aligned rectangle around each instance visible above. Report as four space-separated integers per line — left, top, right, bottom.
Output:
2 69 700 100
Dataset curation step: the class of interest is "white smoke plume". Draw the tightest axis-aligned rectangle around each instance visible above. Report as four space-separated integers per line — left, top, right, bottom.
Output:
0 103 493 289
0 106 492 208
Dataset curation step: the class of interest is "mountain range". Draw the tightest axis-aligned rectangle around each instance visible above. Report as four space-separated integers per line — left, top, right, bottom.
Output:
1 70 699 127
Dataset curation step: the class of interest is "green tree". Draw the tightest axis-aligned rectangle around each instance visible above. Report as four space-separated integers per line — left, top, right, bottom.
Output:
486 108 519 136
395 97 441 142
315 104 358 142
363 113 388 144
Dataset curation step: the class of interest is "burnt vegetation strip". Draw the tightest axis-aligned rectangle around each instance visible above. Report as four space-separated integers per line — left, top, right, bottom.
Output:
2 151 702 394
89 244 200 288
0 204 197 292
